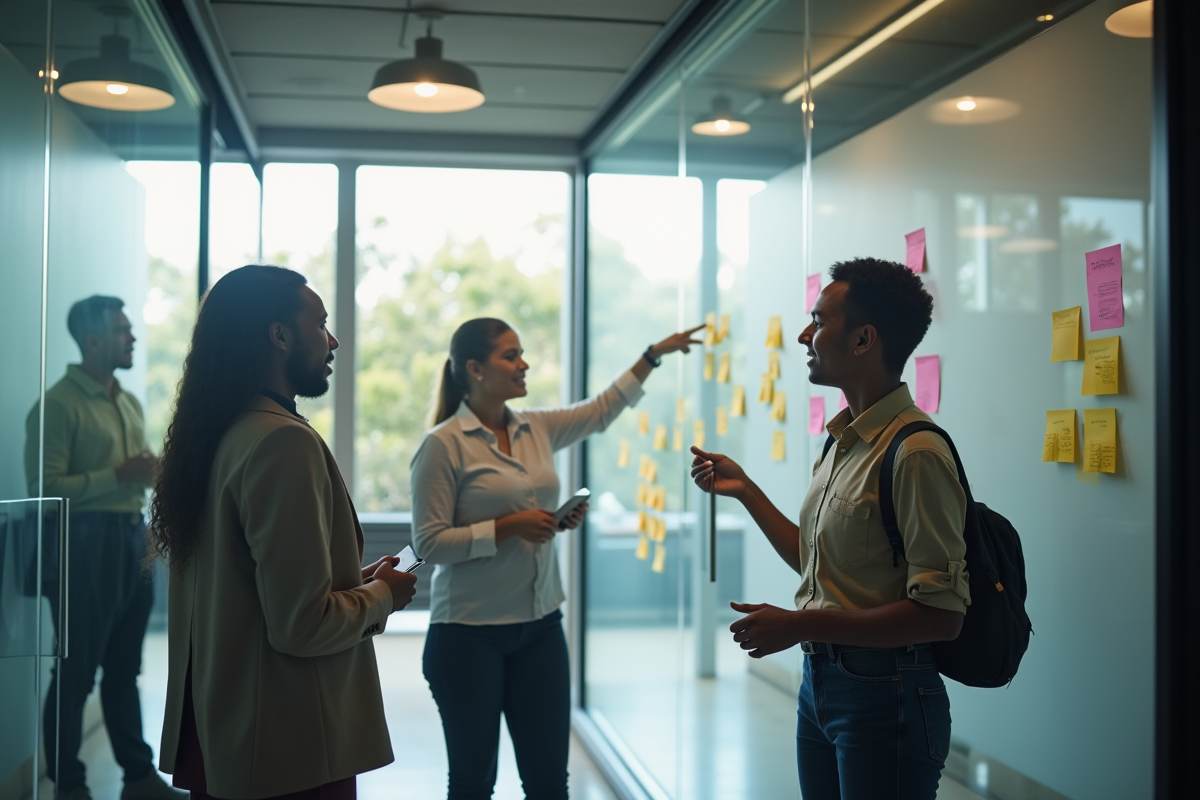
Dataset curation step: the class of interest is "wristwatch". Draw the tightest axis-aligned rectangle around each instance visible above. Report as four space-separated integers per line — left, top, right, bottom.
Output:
642 346 662 368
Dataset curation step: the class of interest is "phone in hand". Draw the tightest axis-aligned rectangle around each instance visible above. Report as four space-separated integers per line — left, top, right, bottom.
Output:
395 544 425 573
553 488 590 527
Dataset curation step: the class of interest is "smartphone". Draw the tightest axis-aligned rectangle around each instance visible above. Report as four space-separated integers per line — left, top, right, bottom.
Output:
553 487 591 525
395 544 425 573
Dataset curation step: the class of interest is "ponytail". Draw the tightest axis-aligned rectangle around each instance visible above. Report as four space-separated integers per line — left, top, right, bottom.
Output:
429 317 513 427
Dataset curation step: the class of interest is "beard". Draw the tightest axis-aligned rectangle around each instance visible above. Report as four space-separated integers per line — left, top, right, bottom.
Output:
286 343 331 398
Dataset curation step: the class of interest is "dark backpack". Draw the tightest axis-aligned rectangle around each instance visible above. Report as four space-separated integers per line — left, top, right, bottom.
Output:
821 421 1032 687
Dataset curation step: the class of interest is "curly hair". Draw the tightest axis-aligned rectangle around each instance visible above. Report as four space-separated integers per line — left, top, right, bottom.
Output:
147 265 307 571
828 257 933 374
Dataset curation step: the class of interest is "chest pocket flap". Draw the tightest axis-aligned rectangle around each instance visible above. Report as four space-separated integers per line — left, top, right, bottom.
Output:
824 495 871 567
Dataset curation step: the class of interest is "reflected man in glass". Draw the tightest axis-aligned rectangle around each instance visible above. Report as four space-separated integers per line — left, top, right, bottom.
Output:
24 295 186 800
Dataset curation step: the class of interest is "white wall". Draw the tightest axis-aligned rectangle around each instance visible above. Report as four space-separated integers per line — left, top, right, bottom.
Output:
742 3 1152 798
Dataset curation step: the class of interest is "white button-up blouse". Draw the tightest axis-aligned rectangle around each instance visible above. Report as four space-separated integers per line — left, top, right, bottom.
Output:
410 370 645 625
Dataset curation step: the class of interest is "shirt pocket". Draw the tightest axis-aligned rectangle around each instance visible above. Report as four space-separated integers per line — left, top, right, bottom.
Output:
823 495 871 567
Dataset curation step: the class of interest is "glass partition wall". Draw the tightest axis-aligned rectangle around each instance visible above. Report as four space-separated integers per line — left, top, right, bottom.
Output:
0 0 209 796
577 2 1154 800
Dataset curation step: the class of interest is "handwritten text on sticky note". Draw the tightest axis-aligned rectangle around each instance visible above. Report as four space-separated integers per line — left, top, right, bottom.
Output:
1081 336 1120 395
1042 409 1076 463
1051 306 1082 362
1086 244 1123 331
1083 408 1117 474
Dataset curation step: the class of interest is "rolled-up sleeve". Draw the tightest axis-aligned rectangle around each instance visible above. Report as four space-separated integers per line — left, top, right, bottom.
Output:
893 448 971 613
411 434 498 564
530 370 646 453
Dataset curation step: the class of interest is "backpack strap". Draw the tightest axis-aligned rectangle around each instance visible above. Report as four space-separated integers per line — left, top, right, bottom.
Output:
878 421 976 568
821 434 836 464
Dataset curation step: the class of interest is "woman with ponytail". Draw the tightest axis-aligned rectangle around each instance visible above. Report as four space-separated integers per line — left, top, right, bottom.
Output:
411 317 703 800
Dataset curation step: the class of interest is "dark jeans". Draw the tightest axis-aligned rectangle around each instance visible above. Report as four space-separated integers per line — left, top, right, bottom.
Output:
44 511 155 790
423 609 569 800
797 643 950 800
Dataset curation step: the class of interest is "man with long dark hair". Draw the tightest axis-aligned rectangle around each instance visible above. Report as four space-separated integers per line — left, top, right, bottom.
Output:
148 265 417 800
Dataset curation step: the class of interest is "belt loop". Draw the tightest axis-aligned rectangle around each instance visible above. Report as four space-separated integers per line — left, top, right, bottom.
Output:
824 642 836 660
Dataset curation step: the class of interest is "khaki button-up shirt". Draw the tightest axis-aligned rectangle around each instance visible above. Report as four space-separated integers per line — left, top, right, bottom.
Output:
411 371 644 625
796 384 970 614
24 364 149 513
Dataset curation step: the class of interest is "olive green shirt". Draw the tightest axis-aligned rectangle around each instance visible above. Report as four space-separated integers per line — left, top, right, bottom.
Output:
24 365 150 512
796 383 971 614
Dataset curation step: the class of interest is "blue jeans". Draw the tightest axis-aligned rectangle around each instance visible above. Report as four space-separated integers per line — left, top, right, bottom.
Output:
423 609 569 800
44 511 155 790
797 643 950 800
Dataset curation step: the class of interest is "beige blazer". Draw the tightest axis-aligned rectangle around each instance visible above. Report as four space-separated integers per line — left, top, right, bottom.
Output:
159 397 395 799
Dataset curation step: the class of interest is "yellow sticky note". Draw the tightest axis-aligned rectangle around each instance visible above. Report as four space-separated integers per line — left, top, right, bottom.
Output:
716 407 729 436
731 386 746 416
637 510 648 532
771 430 786 461
673 426 683 452
617 438 630 468
653 424 668 451
717 314 731 343
651 543 666 573
758 373 774 404
676 398 686 424
693 419 706 450
705 311 717 347
767 351 781 380
1051 306 1082 362
1081 336 1120 396
1042 409 1076 463
765 316 783 348
770 391 787 422
655 486 667 513
656 516 668 542
645 459 658 484
704 352 715 380
717 353 731 383
1083 408 1117 474
638 411 650 435
638 453 650 479
635 533 650 560
636 483 647 506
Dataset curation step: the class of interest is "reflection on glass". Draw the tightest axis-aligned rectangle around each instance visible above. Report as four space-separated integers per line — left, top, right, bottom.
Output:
352 166 568 512
262 163 338 438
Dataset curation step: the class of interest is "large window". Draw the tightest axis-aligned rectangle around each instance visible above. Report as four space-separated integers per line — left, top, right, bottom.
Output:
353 166 570 512
262 163 339 438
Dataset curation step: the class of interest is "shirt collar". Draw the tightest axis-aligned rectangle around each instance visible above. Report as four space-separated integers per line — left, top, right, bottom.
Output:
454 400 530 440
262 390 303 418
826 383 915 445
66 364 119 399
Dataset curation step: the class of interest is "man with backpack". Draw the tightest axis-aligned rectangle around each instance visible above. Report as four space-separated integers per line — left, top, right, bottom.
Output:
691 257 975 800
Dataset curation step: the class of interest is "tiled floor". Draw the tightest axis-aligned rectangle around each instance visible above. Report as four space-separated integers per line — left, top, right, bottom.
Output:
69 629 985 800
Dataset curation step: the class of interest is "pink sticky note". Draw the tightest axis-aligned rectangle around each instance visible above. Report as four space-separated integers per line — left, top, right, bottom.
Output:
808 396 826 434
805 274 821 313
914 355 940 414
905 228 926 273
837 392 848 411
1085 244 1124 331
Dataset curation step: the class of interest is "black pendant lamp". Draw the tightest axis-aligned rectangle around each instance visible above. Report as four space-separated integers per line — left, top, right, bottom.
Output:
691 95 750 136
58 7 174 112
369 10 484 113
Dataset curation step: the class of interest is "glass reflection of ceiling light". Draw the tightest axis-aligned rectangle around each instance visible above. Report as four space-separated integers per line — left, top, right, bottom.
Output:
369 10 484 113
58 25 175 112
1000 238 1059 254
38 69 60 79
958 224 1009 239
692 96 751 136
929 96 1021 125
1037 14 1055 22
1106 1 1153 38
783 0 947 105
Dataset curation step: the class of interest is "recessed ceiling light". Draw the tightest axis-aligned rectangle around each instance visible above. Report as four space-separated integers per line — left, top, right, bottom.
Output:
1037 14 1054 22
929 96 1021 125
1000 238 1059 254
1106 1 1152 38
369 10 485 113
958 224 1009 239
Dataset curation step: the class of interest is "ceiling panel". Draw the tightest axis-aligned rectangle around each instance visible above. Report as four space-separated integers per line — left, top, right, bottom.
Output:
215 0 685 23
